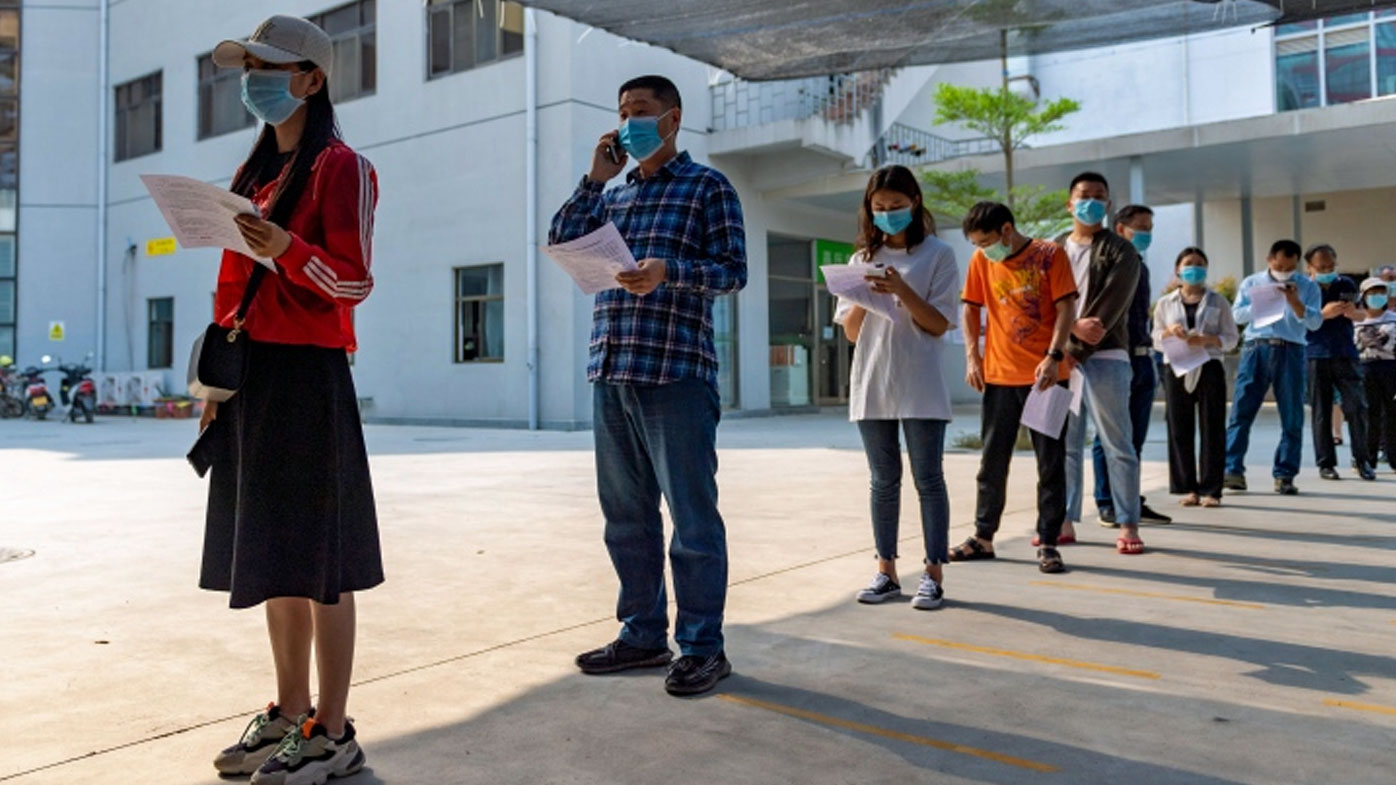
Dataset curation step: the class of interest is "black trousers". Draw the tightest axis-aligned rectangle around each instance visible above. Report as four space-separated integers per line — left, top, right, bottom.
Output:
1309 357 1369 469
1363 360 1396 469
974 383 1067 546
1164 360 1227 499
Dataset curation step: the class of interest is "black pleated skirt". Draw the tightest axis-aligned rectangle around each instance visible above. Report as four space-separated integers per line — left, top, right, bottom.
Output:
200 340 384 609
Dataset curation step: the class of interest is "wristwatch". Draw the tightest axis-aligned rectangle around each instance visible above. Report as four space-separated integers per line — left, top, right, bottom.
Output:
1046 349 1065 362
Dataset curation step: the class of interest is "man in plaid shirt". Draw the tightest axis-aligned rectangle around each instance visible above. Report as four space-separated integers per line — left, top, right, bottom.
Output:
550 75 746 697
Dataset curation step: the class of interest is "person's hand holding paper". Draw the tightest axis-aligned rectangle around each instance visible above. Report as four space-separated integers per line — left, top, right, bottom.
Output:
140 174 277 271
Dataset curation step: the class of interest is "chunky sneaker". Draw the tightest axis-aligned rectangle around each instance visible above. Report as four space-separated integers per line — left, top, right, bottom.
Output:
1097 507 1119 528
664 652 732 696
1222 473 1247 492
1275 477 1299 495
911 574 944 610
214 703 308 776
856 573 902 604
575 639 673 675
252 718 365 785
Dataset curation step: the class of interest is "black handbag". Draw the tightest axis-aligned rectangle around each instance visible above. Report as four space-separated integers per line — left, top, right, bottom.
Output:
187 266 268 402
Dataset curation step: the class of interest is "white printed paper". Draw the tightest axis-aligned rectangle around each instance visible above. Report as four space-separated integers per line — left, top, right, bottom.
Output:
140 175 274 269
1068 367 1085 416
1021 383 1072 438
821 263 897 321
543 222 640 295
1160 335 1211 376
1248 284 1289 328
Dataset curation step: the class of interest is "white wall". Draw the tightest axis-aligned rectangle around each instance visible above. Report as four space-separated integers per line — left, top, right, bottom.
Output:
16 0 101 367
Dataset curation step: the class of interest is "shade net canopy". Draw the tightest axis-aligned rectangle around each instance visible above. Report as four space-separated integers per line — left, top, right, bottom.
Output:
520 1 1396 80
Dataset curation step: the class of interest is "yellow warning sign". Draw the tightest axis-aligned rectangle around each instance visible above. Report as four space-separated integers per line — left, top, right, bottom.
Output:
48 321 65 342
146 237 177 257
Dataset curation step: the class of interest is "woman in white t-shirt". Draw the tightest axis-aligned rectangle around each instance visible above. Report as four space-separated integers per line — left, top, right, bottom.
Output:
834 165 960 610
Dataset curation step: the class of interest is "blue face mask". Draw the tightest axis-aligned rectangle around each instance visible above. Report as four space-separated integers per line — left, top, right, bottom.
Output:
241 69 305 125
1368 293 1389 310
873 208 915 236
617 109 676 162
1179 266 1207 286
1314 272 1338 285
1130 231 1152 253
1072 198 1108 226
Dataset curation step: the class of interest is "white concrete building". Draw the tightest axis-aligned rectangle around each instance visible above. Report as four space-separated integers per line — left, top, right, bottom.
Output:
15 2 1396 426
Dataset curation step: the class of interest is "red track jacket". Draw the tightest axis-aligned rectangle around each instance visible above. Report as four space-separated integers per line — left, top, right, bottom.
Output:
215 140 377 352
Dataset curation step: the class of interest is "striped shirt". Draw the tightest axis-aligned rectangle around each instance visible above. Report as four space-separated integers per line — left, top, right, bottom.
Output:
549 152 747 388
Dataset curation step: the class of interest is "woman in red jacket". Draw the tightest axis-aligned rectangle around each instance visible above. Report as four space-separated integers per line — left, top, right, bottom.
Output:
199 16 380 784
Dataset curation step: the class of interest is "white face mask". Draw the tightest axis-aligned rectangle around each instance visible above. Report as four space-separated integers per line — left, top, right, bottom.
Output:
1270 268 1294 282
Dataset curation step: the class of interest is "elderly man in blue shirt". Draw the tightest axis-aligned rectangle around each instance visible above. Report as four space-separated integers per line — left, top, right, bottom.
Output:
1223 240 1324 495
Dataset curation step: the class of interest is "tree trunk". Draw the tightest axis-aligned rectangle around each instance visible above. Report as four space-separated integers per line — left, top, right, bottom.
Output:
1000 28 1014 208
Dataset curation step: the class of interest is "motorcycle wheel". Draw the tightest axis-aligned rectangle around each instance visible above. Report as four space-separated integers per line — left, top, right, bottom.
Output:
84 401 95 424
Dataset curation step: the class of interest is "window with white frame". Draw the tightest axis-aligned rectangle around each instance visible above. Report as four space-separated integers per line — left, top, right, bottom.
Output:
1276 10 1396 111
308 0 376 103
427 0 525 80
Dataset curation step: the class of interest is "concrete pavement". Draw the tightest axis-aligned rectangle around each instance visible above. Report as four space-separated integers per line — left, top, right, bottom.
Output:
1 406 1393 784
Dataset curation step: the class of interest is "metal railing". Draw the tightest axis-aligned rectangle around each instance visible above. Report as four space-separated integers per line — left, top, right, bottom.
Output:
871 123 999 168
709 70 893 131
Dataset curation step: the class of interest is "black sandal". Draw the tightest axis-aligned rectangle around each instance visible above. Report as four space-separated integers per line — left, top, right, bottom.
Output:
1037 547 1065 574
949 537 995 562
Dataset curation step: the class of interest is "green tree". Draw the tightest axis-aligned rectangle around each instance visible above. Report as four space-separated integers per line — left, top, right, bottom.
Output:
920 170 1071 239
931 82 1080 205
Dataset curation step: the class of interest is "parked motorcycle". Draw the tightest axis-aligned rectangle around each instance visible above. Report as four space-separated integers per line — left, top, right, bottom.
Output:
57 356 97 424
0 355 23 418
21 359 54 420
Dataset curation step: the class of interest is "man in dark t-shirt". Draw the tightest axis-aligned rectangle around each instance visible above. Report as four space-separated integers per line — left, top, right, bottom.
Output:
1305 244 1373 479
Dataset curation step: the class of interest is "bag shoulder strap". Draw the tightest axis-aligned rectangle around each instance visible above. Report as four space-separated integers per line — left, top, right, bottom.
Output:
234 265 269 327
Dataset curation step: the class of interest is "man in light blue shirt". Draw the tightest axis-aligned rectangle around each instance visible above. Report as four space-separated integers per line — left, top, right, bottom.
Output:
1224 239 1323 494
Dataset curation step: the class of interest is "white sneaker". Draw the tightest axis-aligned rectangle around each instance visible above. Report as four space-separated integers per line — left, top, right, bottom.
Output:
911 574 944 610
252 718 365 785
856 573 902 604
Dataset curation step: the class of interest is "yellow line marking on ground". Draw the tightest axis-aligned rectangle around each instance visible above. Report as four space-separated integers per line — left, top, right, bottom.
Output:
719 694 1059 773
1029 580 1266 609
893 634 1162 681
1324 698 1396 717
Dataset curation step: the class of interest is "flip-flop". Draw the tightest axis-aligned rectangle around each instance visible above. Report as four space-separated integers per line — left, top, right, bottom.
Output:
1032 535 1076 546
1116 537 1145 555
949 537 996 562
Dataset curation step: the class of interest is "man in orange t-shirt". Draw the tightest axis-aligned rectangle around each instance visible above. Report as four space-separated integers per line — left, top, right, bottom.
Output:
954 201 1078 573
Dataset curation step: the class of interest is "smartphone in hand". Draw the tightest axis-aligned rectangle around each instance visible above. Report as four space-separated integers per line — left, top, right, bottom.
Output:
605 143 623 165
864 266 890 280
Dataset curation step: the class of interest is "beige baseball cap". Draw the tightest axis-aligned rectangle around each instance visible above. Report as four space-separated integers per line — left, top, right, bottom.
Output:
1360 276 1388 294
213 15 334 79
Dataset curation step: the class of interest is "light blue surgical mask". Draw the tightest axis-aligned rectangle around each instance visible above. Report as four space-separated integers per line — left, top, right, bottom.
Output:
241 69 304 125
873 208 915 236
617 109 676 162
1367 293 1389 310
1314 272 1338 285
1179 266 1207 286
1130 231 1152 253
1072 198 1108 226
983 240 1012 263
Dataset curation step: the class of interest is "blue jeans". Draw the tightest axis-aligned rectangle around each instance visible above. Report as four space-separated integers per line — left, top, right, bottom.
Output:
1093 354 1156 510
594 379 727 657
1066 357 1141 525
1226 341 1306 479
855 419 950 565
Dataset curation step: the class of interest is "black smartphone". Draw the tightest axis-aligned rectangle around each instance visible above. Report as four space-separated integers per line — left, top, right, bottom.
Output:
1338 291 1361 304
605 142 623 165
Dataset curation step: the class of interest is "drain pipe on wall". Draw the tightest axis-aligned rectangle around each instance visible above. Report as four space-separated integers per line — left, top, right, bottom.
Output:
95 0 110 372
524 8 540 430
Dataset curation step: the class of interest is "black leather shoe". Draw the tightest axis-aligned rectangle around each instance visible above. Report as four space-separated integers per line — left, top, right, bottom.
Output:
1274 477 1299 495
576 639 673 675
1223 474 1247 491
664 652 732 696
1138 499 1172 524
1358 464 1377 481
1319 467 1342 481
